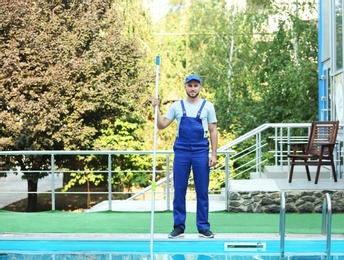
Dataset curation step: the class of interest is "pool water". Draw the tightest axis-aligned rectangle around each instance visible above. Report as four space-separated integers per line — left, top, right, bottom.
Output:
0 239 343 259
1 253 344 260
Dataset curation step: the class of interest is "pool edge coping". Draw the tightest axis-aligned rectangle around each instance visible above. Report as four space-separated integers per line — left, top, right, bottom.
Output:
0 232 343 241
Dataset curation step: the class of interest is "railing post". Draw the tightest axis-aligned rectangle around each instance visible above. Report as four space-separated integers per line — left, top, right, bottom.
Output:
274 126 278 166
279 127 283 169
108 154 112 211
225 153 230 211
287 127 291 175
256 132 262 177
51 154 55 211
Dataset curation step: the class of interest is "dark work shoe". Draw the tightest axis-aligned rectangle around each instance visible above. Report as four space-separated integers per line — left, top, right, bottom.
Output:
198 229 214 238
168 226 184 238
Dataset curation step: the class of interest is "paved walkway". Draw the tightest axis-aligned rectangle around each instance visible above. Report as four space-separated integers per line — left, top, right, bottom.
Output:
0 172 63 208
86 178 344 212
87 199 227 212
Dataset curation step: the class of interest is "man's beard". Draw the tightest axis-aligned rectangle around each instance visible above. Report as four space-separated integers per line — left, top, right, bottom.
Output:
187 92 199 98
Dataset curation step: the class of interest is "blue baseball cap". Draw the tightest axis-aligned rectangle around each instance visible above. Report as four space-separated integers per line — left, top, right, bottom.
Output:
185 74 202 84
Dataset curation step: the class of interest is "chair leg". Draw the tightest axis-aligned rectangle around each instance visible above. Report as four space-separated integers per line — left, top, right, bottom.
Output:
314 163 321 184
288 164 294 183
305 165 311 181
330 159 338 182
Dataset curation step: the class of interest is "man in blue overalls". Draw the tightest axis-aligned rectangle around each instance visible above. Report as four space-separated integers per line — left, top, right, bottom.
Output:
152 74 218 238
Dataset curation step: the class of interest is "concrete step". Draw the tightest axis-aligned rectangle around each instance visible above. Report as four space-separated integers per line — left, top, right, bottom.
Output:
87 199 227 212
209 188 226 201
262 165 331 179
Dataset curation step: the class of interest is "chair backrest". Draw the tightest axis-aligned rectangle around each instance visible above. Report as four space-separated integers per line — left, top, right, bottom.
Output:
306 121 339 156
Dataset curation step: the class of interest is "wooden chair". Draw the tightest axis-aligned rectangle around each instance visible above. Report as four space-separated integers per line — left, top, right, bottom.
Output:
287 121 339 184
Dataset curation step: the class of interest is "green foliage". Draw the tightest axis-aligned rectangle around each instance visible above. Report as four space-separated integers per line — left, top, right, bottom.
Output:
63 171 104 191
0 0 322 209
95 119 146 150
172 0 319 178
253 20 318 125
186 0 318 137
73 118 160 193
0 0 151 152
0 0 155 209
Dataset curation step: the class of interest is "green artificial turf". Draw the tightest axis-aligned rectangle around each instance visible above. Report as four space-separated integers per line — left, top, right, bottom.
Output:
1 210 343 234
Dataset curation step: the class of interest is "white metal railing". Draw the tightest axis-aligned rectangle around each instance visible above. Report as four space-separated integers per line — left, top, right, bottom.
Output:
220 123 344 180
0 150 233 211
1 123 343 211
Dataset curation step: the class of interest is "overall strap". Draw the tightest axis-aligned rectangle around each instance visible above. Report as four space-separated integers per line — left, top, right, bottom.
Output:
180 99 206 118
196 100 207 118
180 100 187 117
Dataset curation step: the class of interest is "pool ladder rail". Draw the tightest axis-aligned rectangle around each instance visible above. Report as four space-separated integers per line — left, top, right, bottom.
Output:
322 192 332 257
279 192 332 258
279 191 286 256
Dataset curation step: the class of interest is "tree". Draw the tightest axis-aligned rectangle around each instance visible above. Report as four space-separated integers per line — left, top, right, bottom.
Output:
161 0 318 178
186 0 318 135
0 0 154 211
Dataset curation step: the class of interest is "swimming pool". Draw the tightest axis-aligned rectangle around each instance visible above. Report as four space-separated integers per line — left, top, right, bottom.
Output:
0 237 344 259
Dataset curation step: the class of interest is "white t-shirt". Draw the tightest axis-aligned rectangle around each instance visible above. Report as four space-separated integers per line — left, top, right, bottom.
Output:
164 98 217 138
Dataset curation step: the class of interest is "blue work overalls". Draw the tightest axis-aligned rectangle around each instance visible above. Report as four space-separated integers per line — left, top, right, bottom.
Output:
173 100 210 231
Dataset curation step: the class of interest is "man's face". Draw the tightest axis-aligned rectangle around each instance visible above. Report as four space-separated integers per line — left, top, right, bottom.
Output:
184 80 202 99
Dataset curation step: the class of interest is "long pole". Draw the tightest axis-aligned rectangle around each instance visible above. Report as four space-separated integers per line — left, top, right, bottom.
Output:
150 56 160 258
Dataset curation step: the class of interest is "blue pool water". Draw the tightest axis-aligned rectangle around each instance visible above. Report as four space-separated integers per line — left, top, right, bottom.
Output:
0 239 343 259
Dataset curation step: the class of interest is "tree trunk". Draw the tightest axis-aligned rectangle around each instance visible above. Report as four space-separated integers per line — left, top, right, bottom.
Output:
27 179 38 212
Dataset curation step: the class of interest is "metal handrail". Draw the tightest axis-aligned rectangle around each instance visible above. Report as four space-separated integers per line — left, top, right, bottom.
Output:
0 150 233 211
321 193 332 257
279 191 286 256
126 173 173 201
1 123 343 211
219 124 273 151
219 122 344 180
